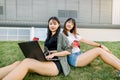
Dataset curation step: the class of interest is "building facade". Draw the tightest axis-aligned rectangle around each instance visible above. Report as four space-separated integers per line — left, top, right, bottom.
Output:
0 0 112 24
0 0 120 41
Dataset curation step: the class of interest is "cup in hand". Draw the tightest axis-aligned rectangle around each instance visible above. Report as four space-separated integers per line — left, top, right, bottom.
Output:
73 40 80 48
33 37 39 41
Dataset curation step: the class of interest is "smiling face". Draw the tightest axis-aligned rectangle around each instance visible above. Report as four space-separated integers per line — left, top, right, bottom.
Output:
63 18 77 36
49 19 60 32
65 20 74 31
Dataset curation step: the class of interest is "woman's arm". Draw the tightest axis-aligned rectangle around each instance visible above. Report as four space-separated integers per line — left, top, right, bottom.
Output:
80 38 101 47
80 38 112 53
45 51 71 60
46 33 72 60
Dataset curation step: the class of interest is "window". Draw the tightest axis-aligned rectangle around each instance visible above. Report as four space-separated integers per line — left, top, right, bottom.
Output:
0 6 3 15
58 10 77 18
0 27 31 41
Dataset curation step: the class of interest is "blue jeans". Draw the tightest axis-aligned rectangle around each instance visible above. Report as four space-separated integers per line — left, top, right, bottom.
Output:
67 51 82 67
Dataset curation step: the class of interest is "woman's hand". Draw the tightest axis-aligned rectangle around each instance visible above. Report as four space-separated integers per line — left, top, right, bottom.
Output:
71 40 80 48
49 50 57 53
71 42 77 48
101 45 112 53
45 54 55 60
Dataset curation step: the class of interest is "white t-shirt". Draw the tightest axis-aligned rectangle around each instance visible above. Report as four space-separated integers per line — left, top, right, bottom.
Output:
67 32 82 53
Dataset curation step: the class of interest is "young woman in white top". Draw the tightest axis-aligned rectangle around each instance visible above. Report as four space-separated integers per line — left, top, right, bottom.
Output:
63 18 120 76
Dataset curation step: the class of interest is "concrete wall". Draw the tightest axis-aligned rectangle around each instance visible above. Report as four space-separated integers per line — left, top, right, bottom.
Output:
112 0 120 24
0 27 120 41
0 0 112 25
32 28 120 41
78 28 120 41
0 0 120 41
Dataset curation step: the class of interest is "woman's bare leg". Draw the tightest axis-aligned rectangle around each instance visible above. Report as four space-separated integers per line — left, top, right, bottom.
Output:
77 48 120 70
108 53 120 62
0 61 20 79
2 58 59 80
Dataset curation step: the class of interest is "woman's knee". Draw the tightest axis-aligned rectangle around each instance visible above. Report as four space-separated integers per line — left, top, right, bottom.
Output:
94 47 101 51
22 58 32 62
21 58 33 67
14 61 21 64
93 47 104 53
13 61 21 66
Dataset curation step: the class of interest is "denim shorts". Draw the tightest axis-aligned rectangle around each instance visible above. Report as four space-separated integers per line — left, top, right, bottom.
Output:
67 51 82 67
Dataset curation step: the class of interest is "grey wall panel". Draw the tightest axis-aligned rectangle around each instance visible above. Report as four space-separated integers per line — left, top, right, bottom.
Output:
0 29 7 35
100 0 112 24
8 29 17 35
0 0 5 20
91 0 100 24
57 0 66 22
79 0 92 23
47 0 57 18
66 0 78 10
6 0 16 20
33 0 48 22
0 0 113 27
66 0 78 20
0 0 5 4
57 0 65 9
17 0 32 20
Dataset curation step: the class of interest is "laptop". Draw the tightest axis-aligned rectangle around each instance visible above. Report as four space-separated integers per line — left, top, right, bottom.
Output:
18 41 59 61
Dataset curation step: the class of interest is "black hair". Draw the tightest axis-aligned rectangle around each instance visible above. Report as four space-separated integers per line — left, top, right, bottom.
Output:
45 16 60 43
63 18 77 36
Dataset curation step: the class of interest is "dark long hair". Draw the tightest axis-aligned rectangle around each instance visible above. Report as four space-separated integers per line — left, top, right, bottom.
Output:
63 18 77 36
45 16 60 43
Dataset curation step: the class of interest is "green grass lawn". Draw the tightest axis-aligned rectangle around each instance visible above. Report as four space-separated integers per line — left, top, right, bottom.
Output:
0 41 120 80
